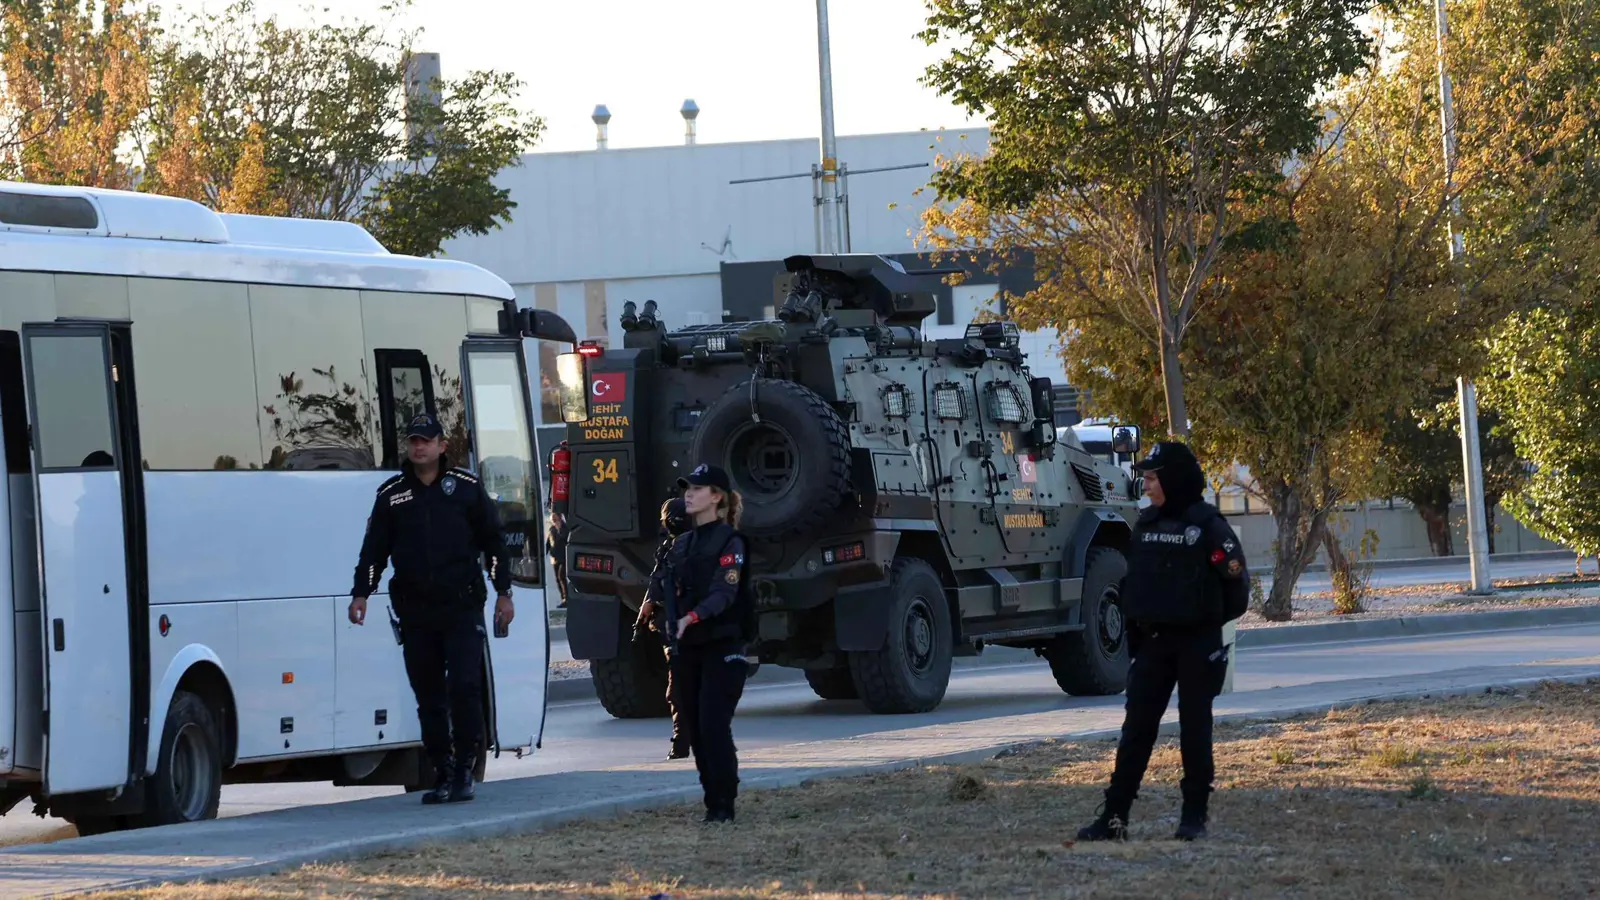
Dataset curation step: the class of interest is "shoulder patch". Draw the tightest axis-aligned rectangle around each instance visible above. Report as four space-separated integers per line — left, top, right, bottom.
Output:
376 474 405 495
448 468 480 484
719 552 745 568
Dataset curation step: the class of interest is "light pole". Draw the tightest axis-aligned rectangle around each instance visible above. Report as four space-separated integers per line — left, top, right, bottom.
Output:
815 0 842 253
1435 0 1493 594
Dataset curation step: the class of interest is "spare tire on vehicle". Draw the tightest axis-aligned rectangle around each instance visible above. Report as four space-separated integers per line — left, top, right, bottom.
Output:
688 379 852 538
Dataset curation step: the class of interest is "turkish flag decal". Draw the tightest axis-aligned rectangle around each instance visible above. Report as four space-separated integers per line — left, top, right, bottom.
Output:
590 372 628 405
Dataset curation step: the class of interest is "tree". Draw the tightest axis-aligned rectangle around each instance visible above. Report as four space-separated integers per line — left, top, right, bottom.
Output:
0 0 156 188
1376 389 1524 557
918 0 1376 435
137 0 543 256
1482 297 1600 560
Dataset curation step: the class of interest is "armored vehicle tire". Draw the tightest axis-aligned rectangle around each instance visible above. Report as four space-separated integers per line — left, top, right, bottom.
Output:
805 666 859 700
591 634 672 719
690 379 851 538
1044 547 1130 696
849 557 953 714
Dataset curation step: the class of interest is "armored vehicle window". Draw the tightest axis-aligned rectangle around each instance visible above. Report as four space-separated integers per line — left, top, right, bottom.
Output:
933 382 967 420
555 352 590 423
882 384 912 418
986 383 1027 424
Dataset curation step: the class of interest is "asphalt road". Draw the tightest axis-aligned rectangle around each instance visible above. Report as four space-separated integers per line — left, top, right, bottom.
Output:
3 620 1596 848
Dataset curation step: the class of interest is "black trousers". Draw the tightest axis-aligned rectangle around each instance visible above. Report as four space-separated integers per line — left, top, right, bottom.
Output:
670 640 749 809
1109 625 1229 804
400 608 486 773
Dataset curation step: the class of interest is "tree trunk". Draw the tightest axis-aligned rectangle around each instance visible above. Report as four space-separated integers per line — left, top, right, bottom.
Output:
1158 329 1189 437
1416 503 1453 557
1324 527 1351 589
1260 484 1331 621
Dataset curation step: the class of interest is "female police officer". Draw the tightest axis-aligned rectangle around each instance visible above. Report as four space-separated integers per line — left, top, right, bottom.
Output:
651 463 753 823
1077 440 1248 842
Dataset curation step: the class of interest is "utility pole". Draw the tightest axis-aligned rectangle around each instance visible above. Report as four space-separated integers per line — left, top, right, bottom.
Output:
1435 0 1493 594
815 0 842 253
728 0 927 253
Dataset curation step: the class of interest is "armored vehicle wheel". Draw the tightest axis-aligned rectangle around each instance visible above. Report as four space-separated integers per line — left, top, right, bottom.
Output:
849 557 953 714
690 379 851 538
1043 547 1130 696
591 634 672 719
804 666 858 700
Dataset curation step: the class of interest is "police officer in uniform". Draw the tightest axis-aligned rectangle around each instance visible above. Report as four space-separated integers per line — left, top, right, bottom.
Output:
1078 440 1248 842
652 463 753 823
635 496 693 759
347 414 514 805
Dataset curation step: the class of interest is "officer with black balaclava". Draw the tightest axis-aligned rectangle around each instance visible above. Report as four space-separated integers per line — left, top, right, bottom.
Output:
636 496 693 760
1077 440 1248 843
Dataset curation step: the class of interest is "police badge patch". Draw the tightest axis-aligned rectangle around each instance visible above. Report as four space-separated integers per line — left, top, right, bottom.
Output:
442 476 456 496
1184 525 1202 546
724 569 740 585
1227 559 1244 576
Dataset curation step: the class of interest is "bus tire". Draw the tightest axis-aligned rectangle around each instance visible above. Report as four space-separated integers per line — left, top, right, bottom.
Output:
135 689 223 828
590 634 671 719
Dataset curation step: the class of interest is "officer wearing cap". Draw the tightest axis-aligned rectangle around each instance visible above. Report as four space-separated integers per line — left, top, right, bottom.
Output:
658 463 754 823
1077 440 1248 842
347 413 513 805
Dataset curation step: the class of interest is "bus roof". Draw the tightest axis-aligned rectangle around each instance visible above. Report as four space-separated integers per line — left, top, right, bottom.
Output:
0 181 515 300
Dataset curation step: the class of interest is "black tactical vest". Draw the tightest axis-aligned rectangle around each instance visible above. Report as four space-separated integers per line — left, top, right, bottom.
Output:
672 521 754 647
1121 503 1225 627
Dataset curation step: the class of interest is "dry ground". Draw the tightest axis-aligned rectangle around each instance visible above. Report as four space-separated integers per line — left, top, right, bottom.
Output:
101 680 1600 899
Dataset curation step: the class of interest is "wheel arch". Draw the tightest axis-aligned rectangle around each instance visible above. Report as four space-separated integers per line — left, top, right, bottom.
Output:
892 530 962 640
1067 509 1132 578
147 646 238 775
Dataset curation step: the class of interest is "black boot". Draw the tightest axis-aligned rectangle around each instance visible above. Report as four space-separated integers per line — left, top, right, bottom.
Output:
449 759 477 803
1076 790 1132 841
1175 787 1209 841
702 782 736 824
421 762 454 805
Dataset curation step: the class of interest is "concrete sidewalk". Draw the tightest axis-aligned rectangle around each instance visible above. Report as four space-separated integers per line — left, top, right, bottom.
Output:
5 659 1598 898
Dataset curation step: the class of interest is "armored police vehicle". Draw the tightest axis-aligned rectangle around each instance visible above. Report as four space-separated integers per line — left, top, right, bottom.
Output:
551 254 1141 717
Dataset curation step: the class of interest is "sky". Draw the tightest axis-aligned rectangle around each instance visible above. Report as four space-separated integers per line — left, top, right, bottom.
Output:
257 0 987 154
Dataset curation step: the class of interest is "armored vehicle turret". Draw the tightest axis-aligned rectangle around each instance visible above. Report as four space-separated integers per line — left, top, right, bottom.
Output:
550 253 1140 717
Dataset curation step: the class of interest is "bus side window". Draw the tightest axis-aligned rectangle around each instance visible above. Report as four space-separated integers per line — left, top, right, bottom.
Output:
374 349 436 469
0 332 30 475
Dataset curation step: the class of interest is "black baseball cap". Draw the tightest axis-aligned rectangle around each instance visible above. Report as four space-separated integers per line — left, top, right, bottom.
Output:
677 463 731 492
1133 440 1197 473
406 413 444 440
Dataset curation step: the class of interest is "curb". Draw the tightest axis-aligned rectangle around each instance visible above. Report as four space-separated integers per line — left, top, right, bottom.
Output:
1235 603 1600 648
1299 548 1573 575
68 670 1600 898
547 604 1600 704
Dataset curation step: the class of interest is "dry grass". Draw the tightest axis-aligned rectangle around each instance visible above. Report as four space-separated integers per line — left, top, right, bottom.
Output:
99 680 1600 899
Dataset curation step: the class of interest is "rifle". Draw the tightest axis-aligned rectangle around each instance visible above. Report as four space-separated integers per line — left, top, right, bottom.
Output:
632 537 680 659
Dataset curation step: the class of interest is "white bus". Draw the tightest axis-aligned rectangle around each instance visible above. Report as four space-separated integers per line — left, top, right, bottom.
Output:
0 182 570 834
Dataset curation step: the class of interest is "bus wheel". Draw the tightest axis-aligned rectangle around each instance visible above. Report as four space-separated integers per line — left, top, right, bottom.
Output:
136 690 223 827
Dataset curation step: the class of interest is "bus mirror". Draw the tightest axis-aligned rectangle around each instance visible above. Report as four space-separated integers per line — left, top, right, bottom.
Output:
555 352 590 423
503 308 579 346
1111 425 1141 456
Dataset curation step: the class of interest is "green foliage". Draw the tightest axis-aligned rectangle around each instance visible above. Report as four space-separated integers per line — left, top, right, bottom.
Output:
919 0 1377 434
1483 301 1600 556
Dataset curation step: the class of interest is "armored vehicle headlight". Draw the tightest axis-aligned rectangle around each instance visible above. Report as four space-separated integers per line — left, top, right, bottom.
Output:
706 335 728 353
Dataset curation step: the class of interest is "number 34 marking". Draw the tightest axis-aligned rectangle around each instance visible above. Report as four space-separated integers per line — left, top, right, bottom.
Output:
591 458 619 484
